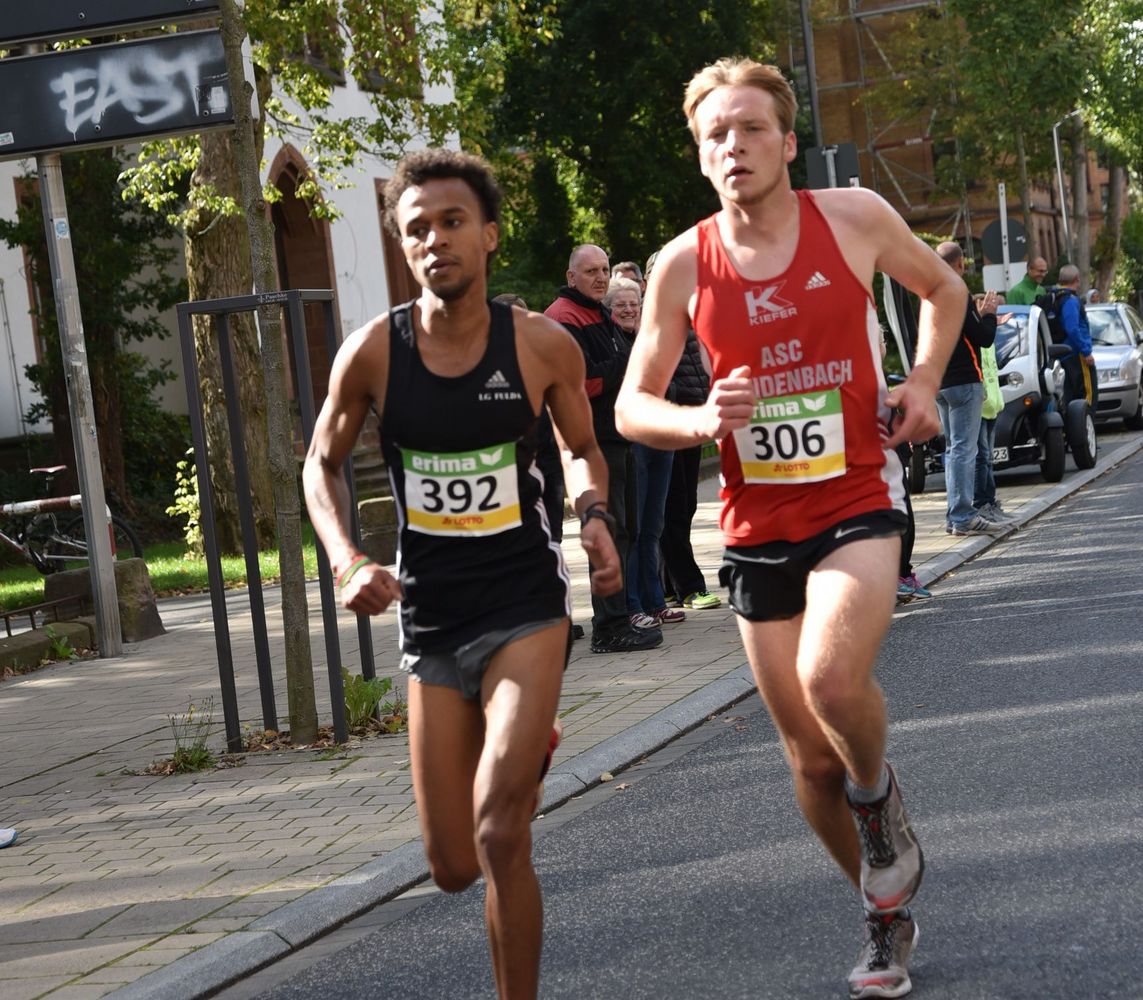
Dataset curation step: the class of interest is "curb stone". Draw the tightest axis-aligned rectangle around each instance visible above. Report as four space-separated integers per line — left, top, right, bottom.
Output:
105 433 1143 1000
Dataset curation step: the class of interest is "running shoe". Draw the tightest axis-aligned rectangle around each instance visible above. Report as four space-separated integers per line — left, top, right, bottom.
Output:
629 612 662 630
682 590 722 610
901 574 931 600
895 578 916 604
533 719 563 816
663 593 683 608
848 910 918 999
652 607 686 625
0 828 17 849
590 625 664 654
571 623 585 640
848 763 925 914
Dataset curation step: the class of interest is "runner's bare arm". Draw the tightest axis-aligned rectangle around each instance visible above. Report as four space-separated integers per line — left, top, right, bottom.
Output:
520 313 621 597
302 320 403 614
615 233 754 447
818 188 965 447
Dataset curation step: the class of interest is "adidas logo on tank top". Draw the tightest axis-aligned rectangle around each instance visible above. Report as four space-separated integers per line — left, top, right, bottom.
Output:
484 369 511 389
804 271 831 290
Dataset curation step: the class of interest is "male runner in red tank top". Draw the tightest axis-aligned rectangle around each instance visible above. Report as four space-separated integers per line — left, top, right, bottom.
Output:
616 58 964 998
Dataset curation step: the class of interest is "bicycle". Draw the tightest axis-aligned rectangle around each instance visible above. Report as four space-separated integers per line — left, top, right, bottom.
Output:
0 466 144 575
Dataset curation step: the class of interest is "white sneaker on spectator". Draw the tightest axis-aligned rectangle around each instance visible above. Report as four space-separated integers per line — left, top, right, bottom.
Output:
629 612 661 630
978 501 1016 523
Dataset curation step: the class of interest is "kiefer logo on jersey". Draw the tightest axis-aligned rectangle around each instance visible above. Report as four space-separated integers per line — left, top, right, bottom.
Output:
479 369 523 402
744 282 797 326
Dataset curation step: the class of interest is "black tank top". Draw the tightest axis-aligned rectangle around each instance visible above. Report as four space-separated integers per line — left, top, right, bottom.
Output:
381 300 571 653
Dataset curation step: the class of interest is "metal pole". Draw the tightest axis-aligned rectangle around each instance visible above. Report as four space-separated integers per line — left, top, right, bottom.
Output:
36 152 122 658
800 0 823 146
1053 111 1080 262
177 305 242 752
998 182 1011 290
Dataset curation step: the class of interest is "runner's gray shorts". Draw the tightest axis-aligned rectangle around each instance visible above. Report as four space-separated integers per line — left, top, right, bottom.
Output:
399 617 570 702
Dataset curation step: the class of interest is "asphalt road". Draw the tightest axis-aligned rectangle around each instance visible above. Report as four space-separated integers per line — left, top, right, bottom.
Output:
239 452 1143 1000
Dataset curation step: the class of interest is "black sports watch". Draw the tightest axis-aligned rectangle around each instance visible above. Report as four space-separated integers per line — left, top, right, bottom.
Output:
580 502 616 537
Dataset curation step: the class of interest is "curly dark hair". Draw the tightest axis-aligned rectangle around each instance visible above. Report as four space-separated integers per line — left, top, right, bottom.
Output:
382 149 503 238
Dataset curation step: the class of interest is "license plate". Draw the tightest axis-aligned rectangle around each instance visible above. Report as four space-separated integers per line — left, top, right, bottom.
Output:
992 447 1009 463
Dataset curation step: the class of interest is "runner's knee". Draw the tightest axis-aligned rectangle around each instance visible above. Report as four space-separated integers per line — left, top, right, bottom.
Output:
425 846 480 894
802 665 867 723
474 801 532 876
785 742 846 791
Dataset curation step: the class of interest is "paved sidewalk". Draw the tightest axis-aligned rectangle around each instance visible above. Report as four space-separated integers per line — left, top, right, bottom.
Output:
2 431 1140 1000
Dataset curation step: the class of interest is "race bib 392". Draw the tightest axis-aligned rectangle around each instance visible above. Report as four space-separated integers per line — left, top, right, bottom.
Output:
401 442 521 536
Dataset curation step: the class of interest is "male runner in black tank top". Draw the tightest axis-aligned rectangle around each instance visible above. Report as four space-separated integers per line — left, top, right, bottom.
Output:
303 150 621 1000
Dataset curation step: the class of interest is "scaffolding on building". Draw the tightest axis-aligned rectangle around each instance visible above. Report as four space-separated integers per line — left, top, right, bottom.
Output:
786 0 975 255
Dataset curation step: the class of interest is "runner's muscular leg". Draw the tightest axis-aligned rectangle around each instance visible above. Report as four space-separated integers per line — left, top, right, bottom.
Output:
407 681 484 893
798 535 899 788
476 619 568 1000
737 615 861 886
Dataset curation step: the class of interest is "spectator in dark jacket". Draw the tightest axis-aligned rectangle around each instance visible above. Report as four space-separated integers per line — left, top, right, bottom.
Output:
545 245 660 654
643 251 722 611
935 242 1003 537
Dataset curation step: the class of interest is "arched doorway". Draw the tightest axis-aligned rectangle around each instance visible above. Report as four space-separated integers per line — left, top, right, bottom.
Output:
269 146 341 411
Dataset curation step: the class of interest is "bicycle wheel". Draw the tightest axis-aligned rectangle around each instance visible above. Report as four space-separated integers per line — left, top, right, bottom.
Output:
45 514 144 572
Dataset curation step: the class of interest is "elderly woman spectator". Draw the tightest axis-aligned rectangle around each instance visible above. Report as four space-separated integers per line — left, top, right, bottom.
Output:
603 277 683 628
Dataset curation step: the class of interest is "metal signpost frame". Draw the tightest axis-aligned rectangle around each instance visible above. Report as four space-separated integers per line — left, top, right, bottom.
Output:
175 289 373 751
0 2 221 46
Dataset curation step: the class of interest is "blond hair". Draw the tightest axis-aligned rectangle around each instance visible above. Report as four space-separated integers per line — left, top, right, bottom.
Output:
683 58 797 141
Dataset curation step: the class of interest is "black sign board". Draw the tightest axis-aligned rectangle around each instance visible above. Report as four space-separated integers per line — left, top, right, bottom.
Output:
981 218 1028 264
0 2 220 46
0 31 232 160
806 143 861 189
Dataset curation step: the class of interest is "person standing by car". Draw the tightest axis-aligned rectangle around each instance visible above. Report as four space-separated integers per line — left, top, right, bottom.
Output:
1055 264 1099 414
1006 256 1048 305
935 242 1005 536
972 294 1015 524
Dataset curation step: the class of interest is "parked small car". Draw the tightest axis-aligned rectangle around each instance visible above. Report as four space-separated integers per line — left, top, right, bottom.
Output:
1087 302 1143 429
992 304 1097 481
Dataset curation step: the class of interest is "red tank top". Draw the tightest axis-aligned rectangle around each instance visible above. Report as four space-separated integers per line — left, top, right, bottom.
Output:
693 189 904 546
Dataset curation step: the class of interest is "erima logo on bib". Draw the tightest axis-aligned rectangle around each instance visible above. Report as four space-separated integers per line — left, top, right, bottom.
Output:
745 282 797 326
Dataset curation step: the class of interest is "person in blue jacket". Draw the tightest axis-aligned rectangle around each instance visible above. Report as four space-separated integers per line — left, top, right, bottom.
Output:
1054 264 1098 414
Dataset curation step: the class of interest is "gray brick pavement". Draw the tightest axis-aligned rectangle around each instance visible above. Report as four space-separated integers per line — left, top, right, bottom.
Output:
1 433 1140 998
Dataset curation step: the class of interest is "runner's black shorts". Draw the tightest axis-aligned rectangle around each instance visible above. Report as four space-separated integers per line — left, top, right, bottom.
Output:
719 510 907 622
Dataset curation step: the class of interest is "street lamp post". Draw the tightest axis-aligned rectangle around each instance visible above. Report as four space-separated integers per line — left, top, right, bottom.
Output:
1053 109 1082 262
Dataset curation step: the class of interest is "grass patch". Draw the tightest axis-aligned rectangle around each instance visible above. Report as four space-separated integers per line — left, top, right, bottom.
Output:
0 523 320 613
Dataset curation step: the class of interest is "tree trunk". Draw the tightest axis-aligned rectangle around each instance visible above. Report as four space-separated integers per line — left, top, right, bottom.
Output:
1094 161 1125 299
89 353 130 511
1015 129 1038 262
1070 121 1090 284
184 129 277 554
220 0 318 744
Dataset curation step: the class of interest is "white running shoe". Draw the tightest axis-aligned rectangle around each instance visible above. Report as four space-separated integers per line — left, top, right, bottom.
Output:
848 910 918 998
848 763 925 914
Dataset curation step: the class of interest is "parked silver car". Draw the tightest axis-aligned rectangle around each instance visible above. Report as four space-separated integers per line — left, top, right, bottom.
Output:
1089 302 1143 428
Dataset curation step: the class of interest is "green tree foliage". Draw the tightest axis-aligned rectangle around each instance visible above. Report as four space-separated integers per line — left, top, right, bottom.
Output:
123 1 458 226
446 0 776 299
0 149 187 514
1083 0 1143 166
866 5 1087 215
